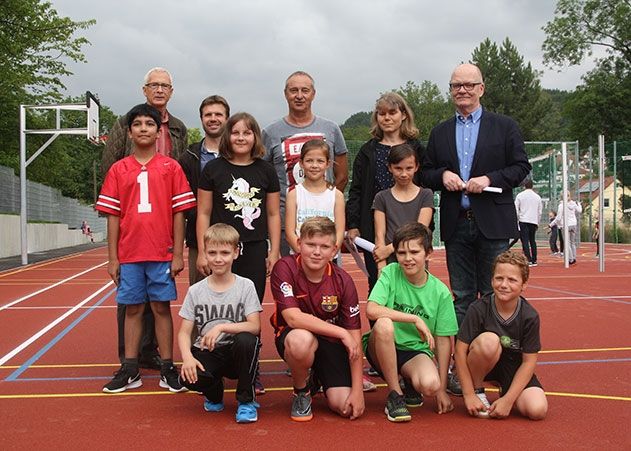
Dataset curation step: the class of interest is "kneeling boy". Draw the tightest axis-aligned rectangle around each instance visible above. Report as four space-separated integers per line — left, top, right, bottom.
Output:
271 216 365 422
364 223 457 422
455 250 548 420
178 224 262 423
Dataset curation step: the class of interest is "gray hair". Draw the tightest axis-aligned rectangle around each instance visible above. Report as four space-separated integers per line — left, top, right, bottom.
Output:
143 67 173 85
284 70 315 91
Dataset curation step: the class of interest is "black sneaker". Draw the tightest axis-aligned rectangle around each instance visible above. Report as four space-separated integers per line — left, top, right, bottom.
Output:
103 364 142 393
159 364 188 393
385 390 411 422
401 379 423 407
290 391 313 422
446 372 463 396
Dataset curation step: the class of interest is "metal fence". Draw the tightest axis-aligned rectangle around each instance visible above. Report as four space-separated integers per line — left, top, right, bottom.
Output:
346 140 631 245
0 165 106 233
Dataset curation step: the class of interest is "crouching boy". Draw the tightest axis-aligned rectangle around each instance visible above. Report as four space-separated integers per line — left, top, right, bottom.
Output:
364 223 458 422
178 223 262 423
455 250 548 420
270 216 365 422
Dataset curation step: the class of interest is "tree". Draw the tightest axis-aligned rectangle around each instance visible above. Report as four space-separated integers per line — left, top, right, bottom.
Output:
395 81 451 139
187 127 203 145
542 0 631 69
0 0 95 167
340 112 371 141
542 0 631 147
563 62 631 145
471 38 557 142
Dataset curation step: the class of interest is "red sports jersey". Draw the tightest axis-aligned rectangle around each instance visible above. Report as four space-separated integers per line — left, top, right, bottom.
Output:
270 255 361 341
96 153 196 263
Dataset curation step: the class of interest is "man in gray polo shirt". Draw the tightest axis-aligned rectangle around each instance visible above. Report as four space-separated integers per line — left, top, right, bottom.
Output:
262 71 348 255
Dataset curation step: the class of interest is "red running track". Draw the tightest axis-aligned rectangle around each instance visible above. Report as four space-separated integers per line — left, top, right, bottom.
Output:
1 244 630 449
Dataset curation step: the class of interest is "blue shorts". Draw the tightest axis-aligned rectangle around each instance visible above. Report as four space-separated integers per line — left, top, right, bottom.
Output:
116 262 176 304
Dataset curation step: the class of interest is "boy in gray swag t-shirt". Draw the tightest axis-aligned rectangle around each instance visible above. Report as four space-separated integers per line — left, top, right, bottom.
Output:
177 223 262 423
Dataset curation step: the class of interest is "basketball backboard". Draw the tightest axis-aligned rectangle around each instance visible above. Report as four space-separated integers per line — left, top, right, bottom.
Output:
86 91 100 144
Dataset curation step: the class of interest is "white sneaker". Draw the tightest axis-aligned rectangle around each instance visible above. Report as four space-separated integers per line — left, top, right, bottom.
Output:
475 389 491 418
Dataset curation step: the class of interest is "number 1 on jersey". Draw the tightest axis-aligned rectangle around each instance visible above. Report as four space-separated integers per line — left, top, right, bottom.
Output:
137 171 152 213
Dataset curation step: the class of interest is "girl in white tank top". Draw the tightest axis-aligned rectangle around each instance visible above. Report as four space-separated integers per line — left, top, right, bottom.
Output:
285 139 345 254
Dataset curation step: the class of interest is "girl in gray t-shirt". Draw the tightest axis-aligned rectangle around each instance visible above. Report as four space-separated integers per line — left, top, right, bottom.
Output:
372 144 434 272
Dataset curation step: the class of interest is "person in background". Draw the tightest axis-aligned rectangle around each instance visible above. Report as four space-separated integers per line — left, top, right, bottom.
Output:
514 179 542 267
180 95 230 285
262 71 349 256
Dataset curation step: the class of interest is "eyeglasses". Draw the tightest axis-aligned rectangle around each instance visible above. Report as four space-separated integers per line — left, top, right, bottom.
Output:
144 82 172 91
449 82 482 92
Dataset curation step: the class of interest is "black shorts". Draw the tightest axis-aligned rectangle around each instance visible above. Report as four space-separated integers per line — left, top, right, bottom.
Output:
485 352 543 395
275 327 352 389
365 346 431 378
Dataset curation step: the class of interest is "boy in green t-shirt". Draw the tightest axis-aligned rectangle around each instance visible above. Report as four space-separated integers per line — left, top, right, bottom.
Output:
364 223 458 422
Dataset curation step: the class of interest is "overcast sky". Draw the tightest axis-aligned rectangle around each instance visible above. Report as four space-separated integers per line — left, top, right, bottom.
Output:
51 0 598 131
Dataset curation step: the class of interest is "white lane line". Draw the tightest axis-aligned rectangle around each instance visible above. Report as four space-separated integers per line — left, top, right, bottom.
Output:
0 262 107 311
0 282 114 366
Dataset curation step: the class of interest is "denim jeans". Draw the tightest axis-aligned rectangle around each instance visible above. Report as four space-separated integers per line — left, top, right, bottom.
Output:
445 217 509 326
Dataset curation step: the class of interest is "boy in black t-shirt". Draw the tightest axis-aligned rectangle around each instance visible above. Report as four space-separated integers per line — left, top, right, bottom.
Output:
455 251 548 420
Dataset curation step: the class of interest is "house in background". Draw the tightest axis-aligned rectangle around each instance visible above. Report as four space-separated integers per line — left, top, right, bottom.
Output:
578 176 627 224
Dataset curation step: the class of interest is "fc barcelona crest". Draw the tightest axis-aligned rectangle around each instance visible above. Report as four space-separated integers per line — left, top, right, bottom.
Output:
320 295 338 312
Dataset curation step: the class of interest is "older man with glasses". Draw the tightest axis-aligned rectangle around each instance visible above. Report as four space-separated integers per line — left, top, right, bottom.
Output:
421 63 531 395
102 67 188 174
101 67 188 370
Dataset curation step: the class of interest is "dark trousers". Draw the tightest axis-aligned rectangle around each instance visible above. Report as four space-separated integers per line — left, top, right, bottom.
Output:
519 222 539 263
117 304 158 363
181 332 260 403
363 249 379 296
445 217 508 326
233 240 268 303
549 226 559 253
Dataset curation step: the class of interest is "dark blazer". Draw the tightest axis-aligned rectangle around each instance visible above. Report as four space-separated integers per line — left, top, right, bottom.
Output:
421 109 531 242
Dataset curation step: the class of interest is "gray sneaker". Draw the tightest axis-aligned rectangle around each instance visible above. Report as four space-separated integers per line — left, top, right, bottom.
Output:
290 391 313 422
447 372 463 396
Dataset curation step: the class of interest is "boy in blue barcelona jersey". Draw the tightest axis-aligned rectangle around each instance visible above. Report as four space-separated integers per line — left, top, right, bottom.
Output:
455 250 547 420
364 222 458 422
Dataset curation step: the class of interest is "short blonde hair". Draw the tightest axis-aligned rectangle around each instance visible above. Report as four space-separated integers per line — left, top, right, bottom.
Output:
299 216 336 240
203 223 239 249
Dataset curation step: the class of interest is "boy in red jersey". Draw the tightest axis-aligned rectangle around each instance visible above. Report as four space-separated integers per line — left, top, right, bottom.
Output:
270 216 364 422
97 103 196 393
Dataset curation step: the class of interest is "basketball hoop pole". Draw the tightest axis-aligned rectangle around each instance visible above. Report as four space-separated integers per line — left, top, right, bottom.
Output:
598 135 605 272
18 93 100 265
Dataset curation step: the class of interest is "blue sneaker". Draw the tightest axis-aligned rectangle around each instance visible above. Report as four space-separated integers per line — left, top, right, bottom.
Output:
203 399 225 412
235 401 259 423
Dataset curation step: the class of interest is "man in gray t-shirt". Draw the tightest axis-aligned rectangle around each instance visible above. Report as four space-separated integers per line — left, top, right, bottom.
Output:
262 71 349 223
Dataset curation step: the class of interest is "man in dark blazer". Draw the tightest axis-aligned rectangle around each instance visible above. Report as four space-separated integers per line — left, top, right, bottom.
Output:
421 63 531 392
